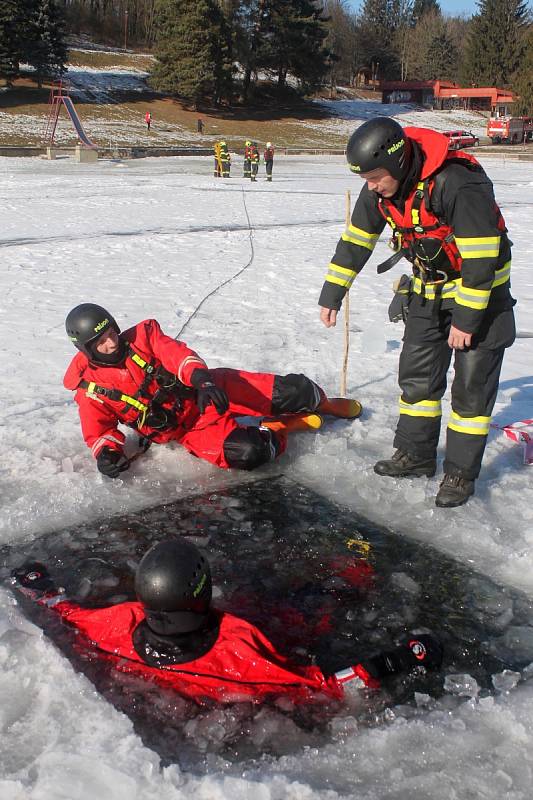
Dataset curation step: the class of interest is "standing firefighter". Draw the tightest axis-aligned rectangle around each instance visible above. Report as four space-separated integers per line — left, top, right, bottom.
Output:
318 118 516 508
250 142 260 182
64 304 361 478
243 140 252 178
213 141 222 177
219 140 231 177
264 141 274 181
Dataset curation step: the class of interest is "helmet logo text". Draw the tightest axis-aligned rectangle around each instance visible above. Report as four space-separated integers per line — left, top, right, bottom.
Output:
94 318 109 333
387 138 404 155
193 573 207 597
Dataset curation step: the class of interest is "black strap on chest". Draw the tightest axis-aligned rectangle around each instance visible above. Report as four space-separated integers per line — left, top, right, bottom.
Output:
79 346 194 430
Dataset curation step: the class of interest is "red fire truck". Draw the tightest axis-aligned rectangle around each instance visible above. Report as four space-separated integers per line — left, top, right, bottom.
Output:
487 116 533 144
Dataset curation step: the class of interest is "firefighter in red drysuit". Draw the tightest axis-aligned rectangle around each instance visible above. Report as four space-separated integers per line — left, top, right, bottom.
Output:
319 118 516 508
12 539 442 705
64 304 361 479
264 142 274 181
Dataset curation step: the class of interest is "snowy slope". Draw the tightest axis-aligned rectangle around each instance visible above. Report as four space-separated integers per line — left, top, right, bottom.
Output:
0 152 533 798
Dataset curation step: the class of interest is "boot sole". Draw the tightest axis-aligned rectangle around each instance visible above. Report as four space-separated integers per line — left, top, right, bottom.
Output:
435 492 474 508
374 466 436 478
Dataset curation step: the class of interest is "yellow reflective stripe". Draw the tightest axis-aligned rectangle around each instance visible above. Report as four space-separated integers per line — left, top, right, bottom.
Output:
120 394 148 413
493 260 511 287
399 398 442 418
87 381 97 394
455 236 500 259
412 261 511 303
326 262 356 287
455 285 490 310
412 278 459 299
448 411 491 436
131 352 148 369
342 224 379 251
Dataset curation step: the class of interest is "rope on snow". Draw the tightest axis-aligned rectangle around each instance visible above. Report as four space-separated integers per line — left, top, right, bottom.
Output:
175 186 256 340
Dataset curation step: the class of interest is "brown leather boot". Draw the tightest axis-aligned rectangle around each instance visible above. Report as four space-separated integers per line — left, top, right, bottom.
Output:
435 474 475 508
318 397 362 419
261 413 323 433
374 449 436 478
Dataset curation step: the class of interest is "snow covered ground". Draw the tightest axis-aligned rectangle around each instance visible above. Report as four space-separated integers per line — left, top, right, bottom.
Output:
1 152 533 798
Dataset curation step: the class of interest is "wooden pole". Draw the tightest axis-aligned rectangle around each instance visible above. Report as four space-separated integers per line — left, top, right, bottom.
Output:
340 189 351 396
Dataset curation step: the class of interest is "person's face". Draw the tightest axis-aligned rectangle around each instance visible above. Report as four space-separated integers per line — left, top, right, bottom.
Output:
359 168 400 198
94 328 119 355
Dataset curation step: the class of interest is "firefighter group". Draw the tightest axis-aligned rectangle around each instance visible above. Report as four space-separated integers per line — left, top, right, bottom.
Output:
13 115 521 713
213 139 274 181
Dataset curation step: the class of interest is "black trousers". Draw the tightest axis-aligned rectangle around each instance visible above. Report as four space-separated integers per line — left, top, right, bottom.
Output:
394 294 515 479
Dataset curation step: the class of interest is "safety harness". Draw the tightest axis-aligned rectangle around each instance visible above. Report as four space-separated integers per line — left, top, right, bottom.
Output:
376 153 507 291
79 347 194 431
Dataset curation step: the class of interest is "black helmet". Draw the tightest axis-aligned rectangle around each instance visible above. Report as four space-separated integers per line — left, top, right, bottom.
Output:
65 303 123 364
135 539 212 636
346 118 411 181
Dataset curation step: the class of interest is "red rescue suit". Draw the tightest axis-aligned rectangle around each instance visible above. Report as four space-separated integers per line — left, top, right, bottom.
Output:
63 319 288 469
22 591 375 704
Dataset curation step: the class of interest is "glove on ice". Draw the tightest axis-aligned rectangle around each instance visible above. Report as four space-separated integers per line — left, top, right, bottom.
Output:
97 447 129 478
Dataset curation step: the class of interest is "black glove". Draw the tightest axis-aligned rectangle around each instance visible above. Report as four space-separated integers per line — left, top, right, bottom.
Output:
191 368 229 415
12 562 55 593
96 447 130 478
362 633 443 679
388 274 411 323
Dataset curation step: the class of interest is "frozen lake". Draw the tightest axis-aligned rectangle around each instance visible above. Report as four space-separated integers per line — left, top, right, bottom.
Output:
1 152 533 798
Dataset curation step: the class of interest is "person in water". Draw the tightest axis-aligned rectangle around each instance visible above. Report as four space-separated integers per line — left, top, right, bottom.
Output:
13 538 442 704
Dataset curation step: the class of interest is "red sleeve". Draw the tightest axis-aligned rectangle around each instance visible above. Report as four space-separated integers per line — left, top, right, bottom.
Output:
75 390 126 459
140 319 207 386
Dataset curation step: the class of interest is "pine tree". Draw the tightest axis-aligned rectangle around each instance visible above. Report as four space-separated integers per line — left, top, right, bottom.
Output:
512 25 533 115
261 0 330 91
423 29 458 80
25 0 67 87
359 0 412 79
462 0 528 87
0 0 21 84
411 0 440 25
151 0 233 105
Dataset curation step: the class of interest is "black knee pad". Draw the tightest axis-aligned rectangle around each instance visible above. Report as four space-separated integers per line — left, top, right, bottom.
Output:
272 373 322 414
223 427 277 470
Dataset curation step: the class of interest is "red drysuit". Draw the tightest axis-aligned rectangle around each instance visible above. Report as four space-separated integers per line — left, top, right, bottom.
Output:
19 588 376 704
63 319 291 469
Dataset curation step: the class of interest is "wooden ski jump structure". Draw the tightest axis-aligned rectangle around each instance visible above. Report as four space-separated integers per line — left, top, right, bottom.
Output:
45 82 97 149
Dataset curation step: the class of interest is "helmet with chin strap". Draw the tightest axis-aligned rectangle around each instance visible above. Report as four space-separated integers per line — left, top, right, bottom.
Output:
135 539 213 636
65 303 123 365
346 117 412 181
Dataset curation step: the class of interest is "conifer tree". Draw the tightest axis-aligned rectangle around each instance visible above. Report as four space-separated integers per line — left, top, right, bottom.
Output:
512 25 533 115
25 0 67 87
423 29 458 80
462 0 528 87
261 0 330 91
0 0 21 84
151 0 233 105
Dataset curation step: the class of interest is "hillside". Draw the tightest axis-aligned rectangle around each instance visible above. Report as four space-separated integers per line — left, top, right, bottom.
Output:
0 43 500 150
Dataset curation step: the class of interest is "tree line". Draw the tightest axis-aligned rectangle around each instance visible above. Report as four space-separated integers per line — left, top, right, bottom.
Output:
0 0 532 113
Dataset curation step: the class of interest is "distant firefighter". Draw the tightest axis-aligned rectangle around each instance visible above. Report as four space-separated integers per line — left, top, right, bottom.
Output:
144 111 151 131
264 141 274 181
219 140 231 178
249 142 260 182
243 140 252 178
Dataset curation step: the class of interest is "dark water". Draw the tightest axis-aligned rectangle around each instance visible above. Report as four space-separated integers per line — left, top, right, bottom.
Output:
2 475 532 771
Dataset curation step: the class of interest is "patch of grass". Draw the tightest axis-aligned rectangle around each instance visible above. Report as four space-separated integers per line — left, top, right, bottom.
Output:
67 48 155 72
